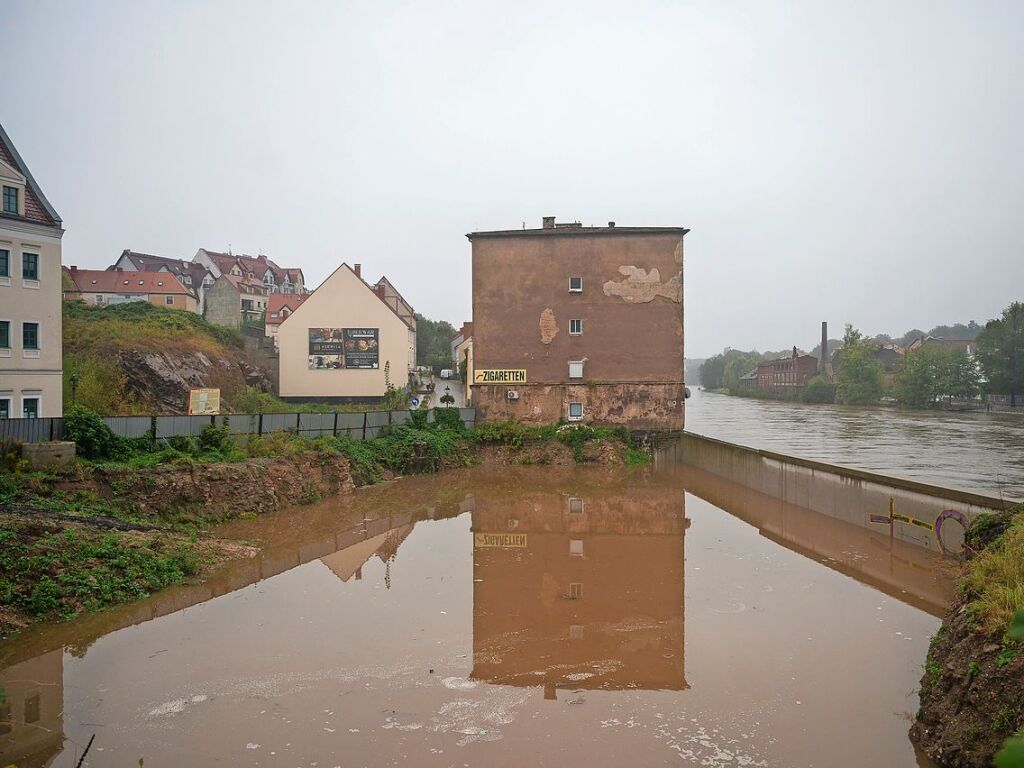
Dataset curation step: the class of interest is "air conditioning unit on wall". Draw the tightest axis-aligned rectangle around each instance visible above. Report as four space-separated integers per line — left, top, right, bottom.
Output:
506 390 520 400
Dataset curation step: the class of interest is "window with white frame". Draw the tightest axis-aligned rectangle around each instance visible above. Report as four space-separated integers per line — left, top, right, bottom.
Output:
0 249 9 278
568 276 583 293
0 320 9 350
22 396 39 419
568 497 584 515
569 539 584 556
568 402 584 421
22 252 39 281
569 318 582 335
568 360 584 379
569 582 583 600
0 397 10 419
22 322 39 350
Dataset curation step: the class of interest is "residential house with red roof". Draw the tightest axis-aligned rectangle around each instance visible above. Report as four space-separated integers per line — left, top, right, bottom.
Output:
193 248 306 295
0 120 65 418
277 263 416 402
265 292 309 348
111 249 214 312
64 267 197 312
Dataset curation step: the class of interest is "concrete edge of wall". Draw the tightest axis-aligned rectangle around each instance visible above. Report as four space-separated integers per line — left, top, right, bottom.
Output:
684 430 1019 511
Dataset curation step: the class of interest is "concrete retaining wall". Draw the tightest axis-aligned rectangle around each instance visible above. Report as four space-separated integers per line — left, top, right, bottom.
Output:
662 431 1017 554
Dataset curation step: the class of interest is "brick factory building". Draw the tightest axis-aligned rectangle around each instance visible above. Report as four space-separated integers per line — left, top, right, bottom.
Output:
468 216 688 430
756 348 819 392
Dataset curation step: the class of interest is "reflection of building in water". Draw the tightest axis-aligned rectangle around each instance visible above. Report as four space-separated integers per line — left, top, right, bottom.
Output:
320 523 413 586
471 486 687 697
0 648 64 768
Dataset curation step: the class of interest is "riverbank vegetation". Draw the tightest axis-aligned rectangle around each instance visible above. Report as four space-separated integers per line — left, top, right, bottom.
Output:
0 407 649 633
912 504 1024 767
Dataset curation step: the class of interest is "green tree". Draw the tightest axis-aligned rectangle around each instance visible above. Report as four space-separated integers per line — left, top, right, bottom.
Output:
944 347 980 401
835 324 884 405
415 314 457 373
800 375 836 404
977 302 1024 406
894 346 946 407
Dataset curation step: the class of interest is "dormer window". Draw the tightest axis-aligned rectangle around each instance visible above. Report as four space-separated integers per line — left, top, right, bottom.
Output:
2 186 18 214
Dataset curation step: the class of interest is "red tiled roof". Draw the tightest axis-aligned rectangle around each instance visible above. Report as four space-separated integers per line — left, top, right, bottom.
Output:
65 268 191 295
222 273 270 294
0 123 59 227
266 293 308 325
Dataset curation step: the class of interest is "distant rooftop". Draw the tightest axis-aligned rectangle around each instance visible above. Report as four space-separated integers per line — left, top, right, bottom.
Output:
466 216 688 240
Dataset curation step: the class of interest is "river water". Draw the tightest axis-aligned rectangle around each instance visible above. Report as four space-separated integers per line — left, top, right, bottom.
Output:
0 465 953 768
686 388 1024 500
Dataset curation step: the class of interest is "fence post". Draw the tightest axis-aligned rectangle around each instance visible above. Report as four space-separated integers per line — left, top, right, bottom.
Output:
333 411 339 437
296 412 301 434
150 415 157 448
258 412 264 437
362 412 368 441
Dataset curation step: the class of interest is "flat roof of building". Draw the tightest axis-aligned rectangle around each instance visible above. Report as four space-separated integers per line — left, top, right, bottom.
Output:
466 225 689 240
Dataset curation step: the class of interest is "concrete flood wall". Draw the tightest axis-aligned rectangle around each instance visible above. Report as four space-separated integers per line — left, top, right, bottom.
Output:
661 431 1018 554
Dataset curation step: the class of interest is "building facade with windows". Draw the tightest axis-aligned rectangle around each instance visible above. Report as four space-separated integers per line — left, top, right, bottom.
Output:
193 249 306 295
756 348 819 392
63 267 197 311
469 217 687 429
0 122 64 419
111 249 213 313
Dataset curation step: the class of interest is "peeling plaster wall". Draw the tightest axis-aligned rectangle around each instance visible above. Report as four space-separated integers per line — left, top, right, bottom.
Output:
473 382 686 430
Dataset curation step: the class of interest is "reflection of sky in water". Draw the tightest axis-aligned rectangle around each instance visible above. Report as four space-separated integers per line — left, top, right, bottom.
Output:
687 389 1024 498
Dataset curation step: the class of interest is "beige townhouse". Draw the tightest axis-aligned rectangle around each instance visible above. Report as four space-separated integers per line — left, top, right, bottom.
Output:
0 121 64 418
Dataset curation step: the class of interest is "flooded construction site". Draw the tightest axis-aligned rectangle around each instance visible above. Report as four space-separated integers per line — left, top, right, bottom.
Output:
0 462 957 768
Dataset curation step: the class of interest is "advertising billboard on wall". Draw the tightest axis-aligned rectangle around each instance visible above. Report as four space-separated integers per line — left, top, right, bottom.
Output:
308 328 380 370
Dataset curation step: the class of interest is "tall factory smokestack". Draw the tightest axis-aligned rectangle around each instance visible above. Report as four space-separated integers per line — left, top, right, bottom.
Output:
820 321 828 373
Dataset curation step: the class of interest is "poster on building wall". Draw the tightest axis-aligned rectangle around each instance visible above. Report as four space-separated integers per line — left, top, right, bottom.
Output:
308 328 380 370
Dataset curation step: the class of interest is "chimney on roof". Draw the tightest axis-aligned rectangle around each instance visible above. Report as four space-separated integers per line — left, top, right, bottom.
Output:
542 216 555 229
792 346 798 358
376 283 387 300
354 263 361 279
820 322 828 372
608 221 616 228
69 265 78 275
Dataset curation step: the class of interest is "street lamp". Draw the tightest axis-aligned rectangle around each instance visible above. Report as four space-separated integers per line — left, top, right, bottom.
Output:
70 372 79 405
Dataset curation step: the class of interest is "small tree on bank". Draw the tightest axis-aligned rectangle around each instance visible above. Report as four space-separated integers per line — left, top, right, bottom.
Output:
835 325 884 406
977 301 1024 406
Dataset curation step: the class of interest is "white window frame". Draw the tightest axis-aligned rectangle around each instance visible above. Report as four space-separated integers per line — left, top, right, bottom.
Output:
21 250 40 289
569 539 584 556
568 360 584 379
21 393 41 419
568 402 584 421
165 294 174 305
21 320 40 358
568 276 583 293
569 318 582 335
0 247 10 286
568 497 584 515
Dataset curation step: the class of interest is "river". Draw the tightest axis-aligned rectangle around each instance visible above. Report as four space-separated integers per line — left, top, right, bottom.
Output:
686 388 1024 500
0 465 953 767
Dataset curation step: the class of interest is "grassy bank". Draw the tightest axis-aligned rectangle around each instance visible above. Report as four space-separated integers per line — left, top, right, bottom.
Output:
1 408 648 634
912 504 1024 766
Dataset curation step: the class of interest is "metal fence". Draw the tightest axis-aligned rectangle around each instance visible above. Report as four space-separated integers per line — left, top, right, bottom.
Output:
0 408 476 445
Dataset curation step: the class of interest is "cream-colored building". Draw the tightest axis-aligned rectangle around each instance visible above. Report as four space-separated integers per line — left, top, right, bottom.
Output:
0 122 64 419
278 263 416 402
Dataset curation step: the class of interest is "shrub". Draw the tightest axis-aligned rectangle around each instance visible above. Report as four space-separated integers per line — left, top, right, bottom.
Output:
198 420 233 453
801 375 836 404
433 407 465 432
64 405 129 460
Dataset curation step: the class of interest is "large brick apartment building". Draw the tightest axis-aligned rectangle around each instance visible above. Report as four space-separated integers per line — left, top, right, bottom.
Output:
469 217 688 430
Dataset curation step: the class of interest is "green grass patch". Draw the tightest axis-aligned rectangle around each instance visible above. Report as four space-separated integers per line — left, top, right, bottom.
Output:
961 506 1024 635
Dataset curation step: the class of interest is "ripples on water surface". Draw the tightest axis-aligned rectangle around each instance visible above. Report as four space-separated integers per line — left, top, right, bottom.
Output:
686 389 1024 499
0 466 951 768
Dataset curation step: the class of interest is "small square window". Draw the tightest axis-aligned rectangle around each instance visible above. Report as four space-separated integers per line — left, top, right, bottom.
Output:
0 320 9 348
2 186 17 214
568 402 583 421
568 360 584 379
22 397 39 419
569 319 582 335
165 295 174 305
568 276 583 293
569 539 584 556
569 582 583 600
22 253 39 281
569 625 584 640
23 322 39 350
568 497 584 515
95 294 104 304
0 249 9 277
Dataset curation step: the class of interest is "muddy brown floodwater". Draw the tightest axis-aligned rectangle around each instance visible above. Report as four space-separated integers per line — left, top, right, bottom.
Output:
0 465 956 767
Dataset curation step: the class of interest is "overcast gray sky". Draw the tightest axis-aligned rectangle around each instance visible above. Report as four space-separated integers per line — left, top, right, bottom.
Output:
4 1 1021 357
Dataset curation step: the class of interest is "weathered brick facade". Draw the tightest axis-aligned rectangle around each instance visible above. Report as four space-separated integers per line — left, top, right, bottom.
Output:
469 219 688 430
